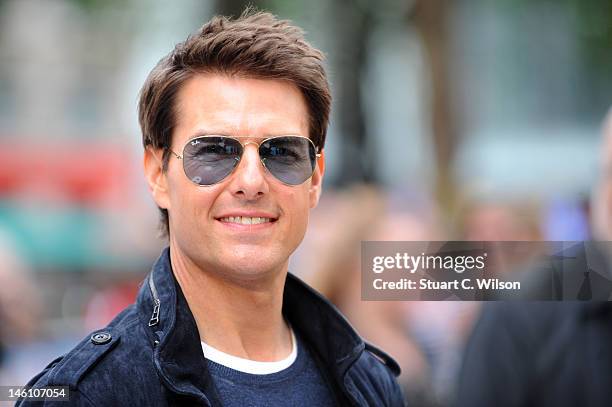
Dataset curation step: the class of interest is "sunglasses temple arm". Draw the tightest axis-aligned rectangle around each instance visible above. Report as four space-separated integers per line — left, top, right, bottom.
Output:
166 148 183 160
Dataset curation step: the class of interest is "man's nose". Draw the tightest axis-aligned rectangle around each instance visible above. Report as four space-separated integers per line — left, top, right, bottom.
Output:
227 143 269 200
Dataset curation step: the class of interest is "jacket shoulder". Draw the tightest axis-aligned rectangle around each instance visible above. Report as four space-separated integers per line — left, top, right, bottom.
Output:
364 341 401 376
345 343 405 406
21 305 151 405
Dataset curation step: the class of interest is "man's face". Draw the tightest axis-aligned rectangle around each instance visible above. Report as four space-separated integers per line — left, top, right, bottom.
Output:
145 74 324 282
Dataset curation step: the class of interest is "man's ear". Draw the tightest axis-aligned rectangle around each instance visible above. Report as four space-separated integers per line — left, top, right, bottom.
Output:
309 149 325 209
143 147 171 211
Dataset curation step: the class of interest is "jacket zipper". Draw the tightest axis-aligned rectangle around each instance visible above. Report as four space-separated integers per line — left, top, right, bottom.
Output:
148 273 161 326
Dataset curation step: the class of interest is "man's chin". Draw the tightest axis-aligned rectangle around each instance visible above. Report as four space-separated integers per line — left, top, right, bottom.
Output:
230 257 285 275
212 262 287 289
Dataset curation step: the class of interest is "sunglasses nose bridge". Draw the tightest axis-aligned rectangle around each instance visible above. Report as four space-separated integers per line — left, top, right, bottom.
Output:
225 141 271 198
239 141 265 164
235 141 266 172
241 141 260 148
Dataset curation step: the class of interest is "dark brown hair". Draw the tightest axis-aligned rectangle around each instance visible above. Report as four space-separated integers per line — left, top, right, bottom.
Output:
138 9 331 237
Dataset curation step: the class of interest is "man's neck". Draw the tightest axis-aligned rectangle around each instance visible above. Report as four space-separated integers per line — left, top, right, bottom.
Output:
169 244 292 362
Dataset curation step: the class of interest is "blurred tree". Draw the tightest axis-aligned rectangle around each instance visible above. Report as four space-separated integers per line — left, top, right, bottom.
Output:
510 0 612 122
328 0 376 185
411 0 458 218
67 0 126 11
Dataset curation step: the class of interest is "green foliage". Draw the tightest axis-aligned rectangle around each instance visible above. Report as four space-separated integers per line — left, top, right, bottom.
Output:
67 0 128 12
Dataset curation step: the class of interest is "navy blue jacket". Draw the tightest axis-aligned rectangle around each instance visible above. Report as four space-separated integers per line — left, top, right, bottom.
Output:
18 248 404 406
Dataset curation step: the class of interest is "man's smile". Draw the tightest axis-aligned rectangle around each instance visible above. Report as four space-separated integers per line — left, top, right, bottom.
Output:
219 216 274 225
215 211 279 231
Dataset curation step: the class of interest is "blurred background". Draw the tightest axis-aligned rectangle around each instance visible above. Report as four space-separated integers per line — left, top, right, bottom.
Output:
0 0 610 405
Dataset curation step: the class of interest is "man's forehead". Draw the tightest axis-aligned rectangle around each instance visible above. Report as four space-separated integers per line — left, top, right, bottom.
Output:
172 73 309 140
174 73 306 109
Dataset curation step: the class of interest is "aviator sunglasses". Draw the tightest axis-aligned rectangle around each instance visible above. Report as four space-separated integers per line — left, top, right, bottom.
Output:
167 135 320 186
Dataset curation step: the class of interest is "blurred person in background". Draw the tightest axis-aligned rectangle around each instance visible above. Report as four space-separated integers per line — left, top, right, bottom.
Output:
460 199 542 243
458 197 547 288
0 229 42 384
410 196 545 404
592 109 612 242
18 9 404 406
309 186 465 406
453 108 612 407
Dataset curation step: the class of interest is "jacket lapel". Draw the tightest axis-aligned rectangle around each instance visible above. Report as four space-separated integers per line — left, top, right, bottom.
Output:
138 248 221 406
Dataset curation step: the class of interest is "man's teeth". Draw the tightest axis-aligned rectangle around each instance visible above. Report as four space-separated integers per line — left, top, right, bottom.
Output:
220 216 272 225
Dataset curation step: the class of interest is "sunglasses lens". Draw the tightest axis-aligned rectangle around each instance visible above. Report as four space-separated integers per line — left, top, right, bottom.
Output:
260 136 317 185
182 137 241 185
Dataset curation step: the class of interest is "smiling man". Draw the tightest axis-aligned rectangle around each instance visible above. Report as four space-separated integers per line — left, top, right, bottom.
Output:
18 10 404 407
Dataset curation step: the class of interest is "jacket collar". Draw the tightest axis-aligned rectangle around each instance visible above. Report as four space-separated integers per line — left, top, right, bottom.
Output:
136 247 364 404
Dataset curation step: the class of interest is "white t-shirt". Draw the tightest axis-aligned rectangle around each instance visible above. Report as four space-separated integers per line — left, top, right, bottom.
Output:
201 329 297 375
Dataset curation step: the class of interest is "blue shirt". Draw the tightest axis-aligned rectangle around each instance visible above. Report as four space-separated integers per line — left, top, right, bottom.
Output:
205 332 336 406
